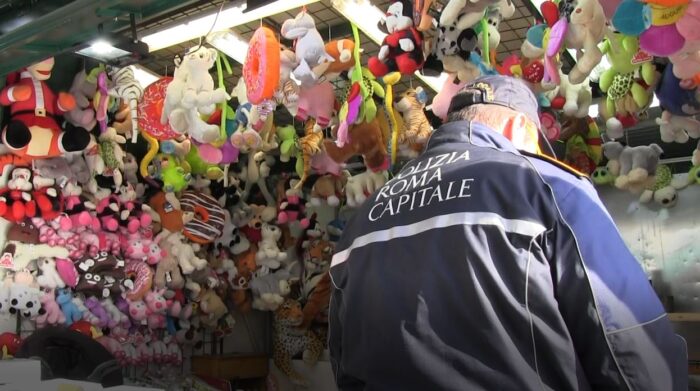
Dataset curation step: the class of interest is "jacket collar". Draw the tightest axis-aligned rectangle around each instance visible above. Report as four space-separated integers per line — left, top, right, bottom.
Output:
426 120 520 154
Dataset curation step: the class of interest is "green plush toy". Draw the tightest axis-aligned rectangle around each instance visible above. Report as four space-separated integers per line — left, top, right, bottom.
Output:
591 166 616 186
185 144 224 180
639 165 684 208
599 34 658 138
160 156 191 193
276 124 304 179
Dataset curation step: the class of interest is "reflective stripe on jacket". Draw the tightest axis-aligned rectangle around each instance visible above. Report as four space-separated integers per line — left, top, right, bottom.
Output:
329 120 687 391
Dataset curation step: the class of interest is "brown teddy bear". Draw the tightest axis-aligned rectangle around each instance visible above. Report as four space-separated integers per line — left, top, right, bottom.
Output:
324 118 389 172
310 172 349 207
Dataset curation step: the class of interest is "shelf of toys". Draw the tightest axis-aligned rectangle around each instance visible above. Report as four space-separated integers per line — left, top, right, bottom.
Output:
0 0 699 389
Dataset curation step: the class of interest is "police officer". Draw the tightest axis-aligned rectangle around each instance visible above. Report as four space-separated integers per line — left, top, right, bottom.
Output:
328 75 687 390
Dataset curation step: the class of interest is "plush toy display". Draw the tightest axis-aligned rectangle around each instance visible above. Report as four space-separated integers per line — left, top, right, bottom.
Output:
0 4 698 383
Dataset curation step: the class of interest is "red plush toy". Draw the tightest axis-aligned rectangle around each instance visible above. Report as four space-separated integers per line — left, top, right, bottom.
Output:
0 57 90 160
368 0 425 77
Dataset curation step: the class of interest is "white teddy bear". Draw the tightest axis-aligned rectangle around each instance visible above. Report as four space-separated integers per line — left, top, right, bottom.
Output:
161 232 207 275
345 170 389 208
256 224 287 269
36 258 65 289
161 46 230 144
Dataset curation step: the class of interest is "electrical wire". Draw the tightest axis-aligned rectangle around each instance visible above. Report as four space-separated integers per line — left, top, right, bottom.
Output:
195 0 226 51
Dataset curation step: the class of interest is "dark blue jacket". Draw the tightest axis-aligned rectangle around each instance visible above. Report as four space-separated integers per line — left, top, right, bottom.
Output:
329 121 687 390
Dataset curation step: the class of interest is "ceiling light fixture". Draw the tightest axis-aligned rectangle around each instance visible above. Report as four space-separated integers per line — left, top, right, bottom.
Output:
142 0 321 52
75 35 150 67
132 65 160 88
206 30 249 64
331 0 447 92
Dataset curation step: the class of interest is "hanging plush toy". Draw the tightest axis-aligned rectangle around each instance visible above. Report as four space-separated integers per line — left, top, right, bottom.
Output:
107 66 144 143
368 0 425 77
281 9 334 87
655 63 700 143
0 57 91 160
161 47 230 143
394 87 432 158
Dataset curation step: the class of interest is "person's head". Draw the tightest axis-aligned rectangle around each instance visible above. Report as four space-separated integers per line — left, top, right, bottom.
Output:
446 75 541 153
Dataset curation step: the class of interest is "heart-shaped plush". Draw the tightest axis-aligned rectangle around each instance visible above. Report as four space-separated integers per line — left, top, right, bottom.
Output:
550 96 567 110
541 1 561 27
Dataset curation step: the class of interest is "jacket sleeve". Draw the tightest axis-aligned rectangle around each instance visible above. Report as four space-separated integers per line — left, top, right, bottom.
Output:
547 183 687 390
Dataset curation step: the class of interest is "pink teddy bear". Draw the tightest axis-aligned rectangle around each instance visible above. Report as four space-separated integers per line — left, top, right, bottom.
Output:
128 299 149 325
121 233 165 265
35 289 66 328
144 289 168 329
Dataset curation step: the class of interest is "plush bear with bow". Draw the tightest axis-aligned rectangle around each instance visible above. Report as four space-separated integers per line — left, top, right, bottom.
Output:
0 57 90 160
368 0 425 77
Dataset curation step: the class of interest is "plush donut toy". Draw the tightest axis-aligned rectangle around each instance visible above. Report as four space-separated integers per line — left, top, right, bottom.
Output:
243 27 280 105
179 191 226 244
124 261 153 301
138 77 180 140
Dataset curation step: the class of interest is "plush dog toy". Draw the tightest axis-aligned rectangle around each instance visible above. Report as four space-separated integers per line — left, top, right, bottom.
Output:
281 10 334 87
369 0 425 77
0 57 90 159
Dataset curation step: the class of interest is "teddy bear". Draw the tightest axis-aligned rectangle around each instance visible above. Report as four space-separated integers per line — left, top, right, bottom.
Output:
546 69 592 119
368 0 425 77
256 224 288 269
195 288 227 329
324 118 389 173
240 204 277 244
0 57 91 160
160 231 207 274
35 289 66 328
655 110 700 144
310 172 349 207
395 87 433 157
36 258 65 289
154 252 185 290
280 10 334 87
161 46 230 143
603 141 664 193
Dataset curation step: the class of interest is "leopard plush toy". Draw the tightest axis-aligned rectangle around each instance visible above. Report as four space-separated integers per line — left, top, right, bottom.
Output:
272 298 324 387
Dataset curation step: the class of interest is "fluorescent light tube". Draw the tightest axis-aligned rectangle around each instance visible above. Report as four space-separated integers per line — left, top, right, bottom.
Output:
132 65 160 88
207 31 249 64
142 0 321 52
332 0 447 92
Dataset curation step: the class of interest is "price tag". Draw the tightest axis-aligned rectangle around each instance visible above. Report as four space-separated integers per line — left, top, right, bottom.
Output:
164 202 174 213
0 252 13 269
631 50 653 65
58 176 68 189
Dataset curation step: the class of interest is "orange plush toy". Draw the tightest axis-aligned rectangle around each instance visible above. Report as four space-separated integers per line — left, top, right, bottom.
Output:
0 57 90 160
324 119 389 172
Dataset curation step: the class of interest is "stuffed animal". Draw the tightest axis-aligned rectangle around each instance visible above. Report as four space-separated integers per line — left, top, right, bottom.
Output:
639 164 685 207
591 166 617 186
36 258 65 289
296 82 336 129
344 170 389 208
160 231 206 274
56 288 82 326
310 173 349 207
557 0 609 84
439 0 500 32
321 39 356 80
107 66 144 143
0 57 90 159
546 69 592 119
250 267 293 311
599 34 658 139
9 271 44 318
256 224 288 269
84 296 110 328
128 299 149 324
603 141 664 193
198 289 227 329
240 204 277 244
272 298 324 387
324 118 389 172
161 47 230 143
656 110 700 144
657 63 700 117
368 0 425 77
395 87 432 158
0 220 69 280
101 298 130 329
154 252 185 290
144 288 168 329
64 69 97 130
277 182 310 229
280 10 334 87
35 290 66 328
0 332 21 359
